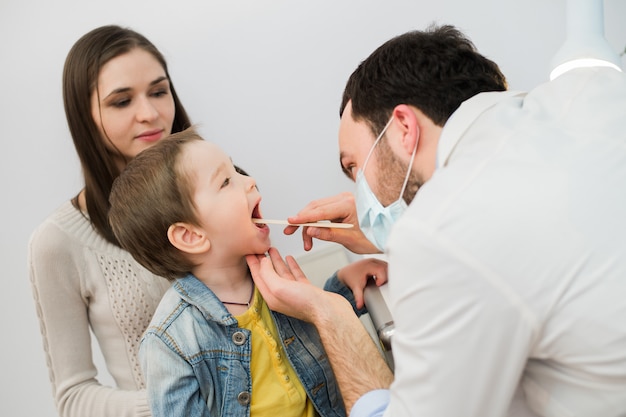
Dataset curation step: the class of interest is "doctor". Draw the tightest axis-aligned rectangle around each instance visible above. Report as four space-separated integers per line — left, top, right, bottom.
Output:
246 24 626 417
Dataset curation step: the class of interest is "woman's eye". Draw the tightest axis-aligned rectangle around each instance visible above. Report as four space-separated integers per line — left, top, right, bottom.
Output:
151 88 169 98
220 177 231 189
112 98 130 108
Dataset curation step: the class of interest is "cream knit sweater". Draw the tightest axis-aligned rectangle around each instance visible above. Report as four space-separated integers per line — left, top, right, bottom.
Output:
28 201 170 417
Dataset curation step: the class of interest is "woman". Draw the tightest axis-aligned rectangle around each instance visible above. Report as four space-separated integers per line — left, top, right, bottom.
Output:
28 25 191 417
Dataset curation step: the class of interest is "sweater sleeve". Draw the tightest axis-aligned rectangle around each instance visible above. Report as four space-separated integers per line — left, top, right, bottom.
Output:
28 215 152 417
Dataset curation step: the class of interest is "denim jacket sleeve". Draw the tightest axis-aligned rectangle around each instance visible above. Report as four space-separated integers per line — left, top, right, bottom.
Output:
140 332 210 417
323 272 368 317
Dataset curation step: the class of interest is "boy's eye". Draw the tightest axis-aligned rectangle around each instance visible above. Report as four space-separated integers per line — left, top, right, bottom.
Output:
220 177 231 189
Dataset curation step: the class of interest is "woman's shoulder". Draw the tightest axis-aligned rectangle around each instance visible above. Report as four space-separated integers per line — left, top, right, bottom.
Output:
27 201 92 288
30 201 85 247
28 200 115 267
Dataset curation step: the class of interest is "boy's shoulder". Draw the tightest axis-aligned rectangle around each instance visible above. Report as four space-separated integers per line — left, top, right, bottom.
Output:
144 284 191 336
145 276 239 337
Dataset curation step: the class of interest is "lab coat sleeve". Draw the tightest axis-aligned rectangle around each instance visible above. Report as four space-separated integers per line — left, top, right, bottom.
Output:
351 389 390 417
385 219 538 417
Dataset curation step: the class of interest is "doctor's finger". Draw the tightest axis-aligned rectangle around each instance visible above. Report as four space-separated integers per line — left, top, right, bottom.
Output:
301 227 315 251
246 254 273 293
289 192 356 225
245 253 263 275
283 225 300 236
284 256 310 283
266 248 296 280
305 226 347 244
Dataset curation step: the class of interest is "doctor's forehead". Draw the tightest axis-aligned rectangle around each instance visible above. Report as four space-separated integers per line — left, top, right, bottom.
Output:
338 108 376 154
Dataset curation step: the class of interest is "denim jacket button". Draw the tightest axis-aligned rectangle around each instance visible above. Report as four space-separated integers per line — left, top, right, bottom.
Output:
232 331 246 345
237 391 251 405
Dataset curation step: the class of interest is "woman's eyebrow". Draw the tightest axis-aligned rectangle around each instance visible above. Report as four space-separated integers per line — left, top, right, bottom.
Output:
102 76 169 99
150 76 169 86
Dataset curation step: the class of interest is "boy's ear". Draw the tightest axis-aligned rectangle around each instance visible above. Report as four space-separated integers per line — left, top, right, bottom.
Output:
167 222 211 254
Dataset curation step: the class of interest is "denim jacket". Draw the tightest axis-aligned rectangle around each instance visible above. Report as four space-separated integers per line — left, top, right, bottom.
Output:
140 274 346 417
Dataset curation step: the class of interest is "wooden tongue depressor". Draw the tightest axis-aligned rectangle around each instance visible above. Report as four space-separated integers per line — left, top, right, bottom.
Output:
252 219 353 229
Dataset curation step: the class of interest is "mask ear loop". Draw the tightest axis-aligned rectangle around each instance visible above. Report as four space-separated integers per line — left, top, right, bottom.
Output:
363 116 395 173
398 130 418 199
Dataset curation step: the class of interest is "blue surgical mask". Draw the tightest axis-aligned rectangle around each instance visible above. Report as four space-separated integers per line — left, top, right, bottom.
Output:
355 116 417 251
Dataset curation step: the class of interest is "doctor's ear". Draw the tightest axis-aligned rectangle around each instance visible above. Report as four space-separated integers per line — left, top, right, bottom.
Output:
392 104 420 156
167 222 211 254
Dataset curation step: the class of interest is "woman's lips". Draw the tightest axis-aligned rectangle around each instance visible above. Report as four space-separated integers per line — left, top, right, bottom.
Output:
136 129 163 142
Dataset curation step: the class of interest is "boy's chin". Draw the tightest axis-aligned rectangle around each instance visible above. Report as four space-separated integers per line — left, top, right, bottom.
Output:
250 242 271 255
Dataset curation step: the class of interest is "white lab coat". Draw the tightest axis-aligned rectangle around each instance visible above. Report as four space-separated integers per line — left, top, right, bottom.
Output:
384 67 626 417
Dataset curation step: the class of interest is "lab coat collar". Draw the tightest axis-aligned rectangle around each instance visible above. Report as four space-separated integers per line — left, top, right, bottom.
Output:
436 90 526 168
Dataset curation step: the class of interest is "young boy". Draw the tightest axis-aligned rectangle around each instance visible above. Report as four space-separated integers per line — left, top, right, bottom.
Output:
108 128 386 417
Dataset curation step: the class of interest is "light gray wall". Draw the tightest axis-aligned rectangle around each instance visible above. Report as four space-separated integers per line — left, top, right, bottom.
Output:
1 0 624 415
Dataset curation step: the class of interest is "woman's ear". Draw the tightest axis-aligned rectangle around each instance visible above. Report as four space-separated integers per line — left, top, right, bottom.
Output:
392 104 420 157
167 222 211 254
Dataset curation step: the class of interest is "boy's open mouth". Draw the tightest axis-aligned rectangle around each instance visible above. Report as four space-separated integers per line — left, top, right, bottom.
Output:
252 203 265 227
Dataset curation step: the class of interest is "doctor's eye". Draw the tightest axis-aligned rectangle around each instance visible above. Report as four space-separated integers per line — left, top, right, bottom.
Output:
342 164 357 181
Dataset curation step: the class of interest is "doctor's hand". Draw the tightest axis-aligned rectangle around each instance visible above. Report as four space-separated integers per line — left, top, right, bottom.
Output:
246 247 354 324
337 258 388 309
248 248 393 414
284 192 381 254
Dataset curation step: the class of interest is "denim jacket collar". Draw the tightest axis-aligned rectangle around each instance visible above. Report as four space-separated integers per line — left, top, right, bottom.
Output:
172 274 238 327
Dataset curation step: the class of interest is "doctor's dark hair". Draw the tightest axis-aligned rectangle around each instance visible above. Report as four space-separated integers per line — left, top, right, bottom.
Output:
340 24 507 135
63 25 191 245
109 128 202 281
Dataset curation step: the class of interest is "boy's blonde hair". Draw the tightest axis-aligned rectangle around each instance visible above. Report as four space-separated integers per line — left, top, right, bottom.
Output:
109 127 202 280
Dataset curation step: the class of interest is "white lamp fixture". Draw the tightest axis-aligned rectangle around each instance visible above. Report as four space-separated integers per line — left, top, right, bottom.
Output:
549 0 622 80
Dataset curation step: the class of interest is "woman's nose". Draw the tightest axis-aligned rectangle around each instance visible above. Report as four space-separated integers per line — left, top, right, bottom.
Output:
136 97 159 122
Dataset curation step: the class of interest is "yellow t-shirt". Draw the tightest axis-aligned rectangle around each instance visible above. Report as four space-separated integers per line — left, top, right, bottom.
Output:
235 287 317 417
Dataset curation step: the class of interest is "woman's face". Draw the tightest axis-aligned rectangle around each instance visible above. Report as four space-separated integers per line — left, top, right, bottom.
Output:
91 48 175 168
